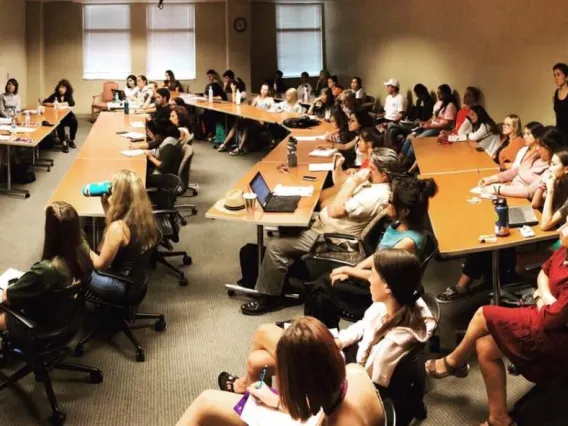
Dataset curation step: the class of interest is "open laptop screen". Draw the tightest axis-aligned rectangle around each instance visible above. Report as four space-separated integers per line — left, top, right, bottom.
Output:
250 172 271 207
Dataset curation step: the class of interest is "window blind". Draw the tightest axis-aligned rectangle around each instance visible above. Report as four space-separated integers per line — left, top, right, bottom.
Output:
147 4 196 81
83 5 131 80
276 4 323 78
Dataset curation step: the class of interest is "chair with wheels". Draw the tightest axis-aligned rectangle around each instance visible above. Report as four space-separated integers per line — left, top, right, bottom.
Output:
74 246 166 362
91 81 118 122
175 144 198 219
147 173 193 286
0 281 102 425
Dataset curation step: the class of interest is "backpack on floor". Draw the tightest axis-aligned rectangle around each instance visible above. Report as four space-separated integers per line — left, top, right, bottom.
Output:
10 164 36 184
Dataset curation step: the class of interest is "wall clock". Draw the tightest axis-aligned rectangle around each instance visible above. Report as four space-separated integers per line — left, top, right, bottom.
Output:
234 17 247 33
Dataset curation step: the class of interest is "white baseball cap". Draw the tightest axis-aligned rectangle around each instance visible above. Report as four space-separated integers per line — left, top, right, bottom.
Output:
383 78 400 88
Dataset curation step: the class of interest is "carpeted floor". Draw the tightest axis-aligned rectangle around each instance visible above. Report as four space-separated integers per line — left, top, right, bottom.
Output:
0 118 565 425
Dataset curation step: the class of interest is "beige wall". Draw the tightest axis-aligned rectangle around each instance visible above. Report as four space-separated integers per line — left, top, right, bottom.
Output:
324 0 567 124
0 0 27 104
26 1 240 115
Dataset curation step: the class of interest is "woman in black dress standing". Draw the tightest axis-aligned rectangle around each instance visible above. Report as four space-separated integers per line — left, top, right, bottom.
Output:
553 63 568 143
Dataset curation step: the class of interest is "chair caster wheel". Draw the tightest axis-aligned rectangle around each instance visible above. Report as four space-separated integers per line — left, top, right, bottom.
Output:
179 277 189 286
227 290 235 297
154 319 166 332
47 167 51 172
50 410 66 426
183 255 192 265
191 208 198 215
88 370 103 384
136 350 145 362
180 218 187 226
74 345 85 357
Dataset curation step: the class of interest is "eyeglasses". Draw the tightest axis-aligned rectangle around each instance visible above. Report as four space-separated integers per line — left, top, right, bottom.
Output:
502 123 511 127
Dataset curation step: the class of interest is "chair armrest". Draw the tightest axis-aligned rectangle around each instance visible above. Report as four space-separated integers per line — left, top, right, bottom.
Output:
0 304 36 330
96 270 136 285
92 94 103 102
153 209 182 216
319 233 360 241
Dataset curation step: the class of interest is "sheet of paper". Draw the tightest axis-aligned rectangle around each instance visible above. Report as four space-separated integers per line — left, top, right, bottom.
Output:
129 122 146 128
309 148 337 158
470 186 482 195
107 102 123 110
0 268 24 290
119 132 146 139
448 134 467 142
0 118 11 125
121 149 146 157
0 135 10 141
294 135 326 141
273 185 314 197
309 163 334 172
0 125 36 133
240 394 321 426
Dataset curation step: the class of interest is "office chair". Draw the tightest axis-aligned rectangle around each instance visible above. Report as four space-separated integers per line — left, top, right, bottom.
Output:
175 144 198 220
147 173 192 286
74 246 166 362
0 281 102 425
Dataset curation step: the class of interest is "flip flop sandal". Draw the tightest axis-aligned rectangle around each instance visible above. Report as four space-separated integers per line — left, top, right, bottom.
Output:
425 357 469 379
218 371 240 393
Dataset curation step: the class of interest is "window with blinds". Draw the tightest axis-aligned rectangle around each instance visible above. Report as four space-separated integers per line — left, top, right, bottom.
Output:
276 4 323 78
147 4 196 81
83 5 131 80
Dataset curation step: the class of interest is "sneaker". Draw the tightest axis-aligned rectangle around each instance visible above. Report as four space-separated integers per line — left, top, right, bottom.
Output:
436 286 472 303
229 148 246 156
61 142 69 154
217 145 228 152
69 140 77 149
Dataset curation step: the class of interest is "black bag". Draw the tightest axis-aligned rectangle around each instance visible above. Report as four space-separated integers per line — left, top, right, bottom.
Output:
283 116 320 129
10 164 36 184
38 133 56 150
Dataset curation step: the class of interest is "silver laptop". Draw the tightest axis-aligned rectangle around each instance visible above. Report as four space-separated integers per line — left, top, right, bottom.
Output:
508 205 538 228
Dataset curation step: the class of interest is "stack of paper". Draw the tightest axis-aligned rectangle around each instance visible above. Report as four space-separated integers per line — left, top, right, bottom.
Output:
273 185 314 197
121 149 146 157
119 132 146 139
0 118 11 125
294 135 326 141
448 134 467 142
309 148 337 158
309 163 334 172
0 135 11 141
240 395 321 426
129 122 146 128
0 125 36 133
0 268 24 290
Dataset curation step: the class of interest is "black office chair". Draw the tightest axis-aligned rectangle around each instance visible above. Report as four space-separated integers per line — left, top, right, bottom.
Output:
147 173 192 286
0 281 102 425
175 144 198 218
74 246 166 362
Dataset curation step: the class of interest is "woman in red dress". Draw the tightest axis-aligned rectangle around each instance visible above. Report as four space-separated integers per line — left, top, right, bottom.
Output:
425 217 568 426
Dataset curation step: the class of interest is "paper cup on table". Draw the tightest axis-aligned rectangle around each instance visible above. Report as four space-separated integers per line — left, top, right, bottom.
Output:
243 192 258 218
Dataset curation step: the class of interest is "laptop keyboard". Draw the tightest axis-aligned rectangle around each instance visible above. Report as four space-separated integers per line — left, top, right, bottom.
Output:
266 196 300 212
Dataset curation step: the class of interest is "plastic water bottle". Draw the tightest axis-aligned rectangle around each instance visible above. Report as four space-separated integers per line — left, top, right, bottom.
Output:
82 181 112 197
124 99 130 115
114 91 119 103
303 85 309 103
10 118 17 141
208 85 213 103
287 136 298 168
236 89 241 105
494 197 510 237
53 96 59 109
24 111 30 128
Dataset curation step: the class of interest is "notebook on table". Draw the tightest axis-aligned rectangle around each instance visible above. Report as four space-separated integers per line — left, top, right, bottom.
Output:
508 205 538 228
250 172 300 213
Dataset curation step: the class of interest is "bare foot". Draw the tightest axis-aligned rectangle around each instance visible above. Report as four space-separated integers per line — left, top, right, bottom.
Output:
233 377 247 394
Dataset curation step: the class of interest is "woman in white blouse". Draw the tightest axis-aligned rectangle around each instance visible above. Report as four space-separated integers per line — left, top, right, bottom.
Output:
458 105 502 157
124 75 140 99
269 88 304 113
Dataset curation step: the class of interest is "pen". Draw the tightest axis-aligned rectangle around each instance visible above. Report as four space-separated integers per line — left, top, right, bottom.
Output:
257 366 267 389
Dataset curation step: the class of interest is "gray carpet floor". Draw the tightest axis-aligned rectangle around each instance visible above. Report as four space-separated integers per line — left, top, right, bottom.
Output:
0 118 562 425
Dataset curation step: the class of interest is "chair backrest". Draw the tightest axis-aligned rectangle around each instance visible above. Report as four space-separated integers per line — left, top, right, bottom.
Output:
147 173 182 209
360 209 391 256
176 145 194 196
102 81 119 102
420 231 438 274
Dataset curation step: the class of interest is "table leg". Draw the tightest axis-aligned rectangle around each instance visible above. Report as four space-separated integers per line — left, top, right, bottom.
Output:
0 145 30 199
492 250 501 305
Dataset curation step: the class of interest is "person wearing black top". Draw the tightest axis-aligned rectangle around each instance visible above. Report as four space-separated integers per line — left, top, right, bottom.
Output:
43 79 78 153
553 63 568 142
222 70 236 99
164 69 184 92
271 70 287 96
150 88 172 130
145 121 182 177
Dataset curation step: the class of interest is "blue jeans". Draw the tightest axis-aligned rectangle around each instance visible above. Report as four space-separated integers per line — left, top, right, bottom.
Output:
400 128 441 162
88 271 127 302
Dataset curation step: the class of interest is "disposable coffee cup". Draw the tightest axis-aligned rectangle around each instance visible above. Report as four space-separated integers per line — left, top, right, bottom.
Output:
243 192 257 218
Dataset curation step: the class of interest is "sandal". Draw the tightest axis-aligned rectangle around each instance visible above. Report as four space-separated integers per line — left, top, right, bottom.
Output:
218 371 240 393
436 286 473 304
425 357 469 379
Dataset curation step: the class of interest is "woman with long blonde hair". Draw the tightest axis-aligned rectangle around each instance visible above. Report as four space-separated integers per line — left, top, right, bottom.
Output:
88 169 159 301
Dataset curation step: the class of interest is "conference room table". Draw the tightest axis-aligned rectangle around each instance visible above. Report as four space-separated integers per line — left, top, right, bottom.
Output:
0 106 71 198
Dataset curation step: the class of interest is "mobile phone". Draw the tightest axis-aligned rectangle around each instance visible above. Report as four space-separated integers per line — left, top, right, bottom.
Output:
475 146 485 152
116 131 128 135
302 175 318 182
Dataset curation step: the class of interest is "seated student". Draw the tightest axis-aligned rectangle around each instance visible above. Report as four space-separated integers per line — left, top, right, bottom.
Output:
135 81 158 111
306 176 438 327
317 110 374 170
458 105 502 157
241 148 400 315
495 114 524 170
169 104 193 146
328 75 343 98
324 107 350 144
386 83 434 149
348 76 367 102
339 91 358 117
0 78 21 118
297 71 313 101
532 148 568 230
451 86 481 135
268 88 304 113
144 122 182 176
163 69 184 92
271 70 287 98
147 88 171 130
315 69 331 95
43 79 78 153
179 317 385 426
399 84 458 166
124 74 139 99
229 77 248 103
88 169 160 302
426 222 568 426
135 75 150 97
221 70 237 103
220 251 433 405
202 71 228 140
217 83 274 156
476 125 562 198
0 201 92 335
376 79 406 125
308 87 335 120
